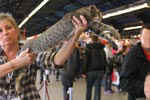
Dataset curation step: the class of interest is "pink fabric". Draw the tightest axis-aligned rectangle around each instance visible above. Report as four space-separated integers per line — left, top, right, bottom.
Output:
112 49 117 55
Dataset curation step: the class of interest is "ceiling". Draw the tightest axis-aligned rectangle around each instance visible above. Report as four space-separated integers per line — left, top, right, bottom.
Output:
0 0 150 37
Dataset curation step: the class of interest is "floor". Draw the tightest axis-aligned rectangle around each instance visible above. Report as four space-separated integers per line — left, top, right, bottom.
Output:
36 71 145 100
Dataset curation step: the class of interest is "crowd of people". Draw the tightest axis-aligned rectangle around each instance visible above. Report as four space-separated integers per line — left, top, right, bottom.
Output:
0 7 150 100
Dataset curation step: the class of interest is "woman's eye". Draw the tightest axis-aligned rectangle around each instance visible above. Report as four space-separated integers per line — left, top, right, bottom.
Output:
6 26 12 30
0 29 2 33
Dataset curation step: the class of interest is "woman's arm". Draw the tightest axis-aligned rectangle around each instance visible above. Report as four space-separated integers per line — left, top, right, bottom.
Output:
0 48 36 77
0 59 24 77
54 15 88 66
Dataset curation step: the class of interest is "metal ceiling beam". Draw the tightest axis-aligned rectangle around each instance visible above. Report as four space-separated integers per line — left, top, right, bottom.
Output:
103 0 150 19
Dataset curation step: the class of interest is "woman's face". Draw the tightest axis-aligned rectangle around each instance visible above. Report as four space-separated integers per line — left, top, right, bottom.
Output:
144 75 150 99
0 19 19 49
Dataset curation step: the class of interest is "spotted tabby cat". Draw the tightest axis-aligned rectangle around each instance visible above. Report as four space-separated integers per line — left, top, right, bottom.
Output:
21 5 120 53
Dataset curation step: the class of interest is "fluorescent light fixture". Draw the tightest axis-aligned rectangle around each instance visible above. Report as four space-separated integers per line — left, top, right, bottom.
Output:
19 0 50 28
123 25 142 31
103 30 111 33
103 3 150 19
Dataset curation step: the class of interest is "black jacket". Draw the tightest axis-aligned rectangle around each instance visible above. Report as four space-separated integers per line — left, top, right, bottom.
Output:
84 42 107 73
61 48 81 81
120 43 150 98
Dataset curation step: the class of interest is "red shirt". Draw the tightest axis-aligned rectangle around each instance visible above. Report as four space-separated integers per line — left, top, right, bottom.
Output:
99 39 108 46
143 49 150 61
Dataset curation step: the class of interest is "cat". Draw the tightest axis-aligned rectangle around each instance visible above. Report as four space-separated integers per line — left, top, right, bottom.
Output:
21 5 120 53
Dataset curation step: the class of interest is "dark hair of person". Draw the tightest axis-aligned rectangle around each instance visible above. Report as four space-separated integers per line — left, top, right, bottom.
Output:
140 24 150 34
145 72 150 80
142 24 150 29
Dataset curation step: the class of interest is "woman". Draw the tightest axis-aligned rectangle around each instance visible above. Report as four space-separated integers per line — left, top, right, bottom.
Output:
0 13 87 100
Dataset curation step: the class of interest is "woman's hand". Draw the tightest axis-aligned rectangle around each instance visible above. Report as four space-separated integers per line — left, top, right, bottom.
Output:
53 15 88 66
0 48 36 77
16 48 36 67
72 15 88 39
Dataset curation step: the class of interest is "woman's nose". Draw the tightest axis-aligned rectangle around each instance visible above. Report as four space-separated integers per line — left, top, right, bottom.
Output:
2 29 9 35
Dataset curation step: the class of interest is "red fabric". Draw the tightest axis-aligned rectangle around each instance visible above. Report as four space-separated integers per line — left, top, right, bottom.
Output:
101 39 108 45
112 71 117 82
112 49 117 55
143 49 150 61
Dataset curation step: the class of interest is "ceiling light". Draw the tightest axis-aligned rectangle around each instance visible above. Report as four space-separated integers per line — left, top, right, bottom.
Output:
103 3 150 19
123 25 142 31
19 0 50 28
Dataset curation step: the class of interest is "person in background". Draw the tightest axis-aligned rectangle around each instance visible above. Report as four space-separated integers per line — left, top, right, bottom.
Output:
60 40 81 100
83 34 107 100
0 12 87 100
103 43 114 94
120 24 150 100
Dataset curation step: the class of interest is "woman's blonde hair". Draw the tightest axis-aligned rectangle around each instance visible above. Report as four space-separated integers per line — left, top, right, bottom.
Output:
0 13 21 40
0 12 18 29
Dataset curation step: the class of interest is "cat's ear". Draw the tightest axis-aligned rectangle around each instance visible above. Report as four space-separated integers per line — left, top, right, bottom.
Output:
89 5 97 17
89 5 103 21
89 5 97 10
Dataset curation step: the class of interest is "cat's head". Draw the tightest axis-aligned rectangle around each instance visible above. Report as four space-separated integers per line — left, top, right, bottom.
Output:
64 5 103 23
